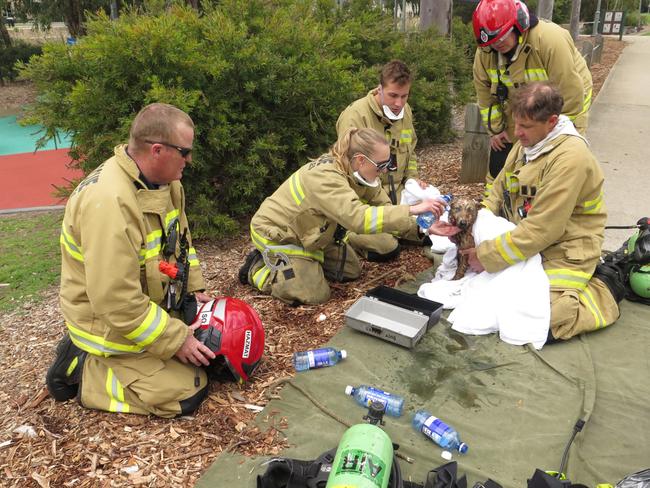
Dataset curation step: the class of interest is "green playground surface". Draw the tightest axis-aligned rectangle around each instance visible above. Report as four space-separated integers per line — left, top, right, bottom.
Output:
0 115 72 156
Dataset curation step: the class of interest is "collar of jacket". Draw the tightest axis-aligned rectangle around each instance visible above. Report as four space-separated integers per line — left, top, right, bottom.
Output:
516 133 574 164
366 89 395 126
114 144 173 214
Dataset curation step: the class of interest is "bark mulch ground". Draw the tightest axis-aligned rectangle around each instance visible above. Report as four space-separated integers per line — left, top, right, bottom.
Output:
0 37 625 488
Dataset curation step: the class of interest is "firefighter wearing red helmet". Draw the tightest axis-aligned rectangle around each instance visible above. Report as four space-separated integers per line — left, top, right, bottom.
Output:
472 0 592 193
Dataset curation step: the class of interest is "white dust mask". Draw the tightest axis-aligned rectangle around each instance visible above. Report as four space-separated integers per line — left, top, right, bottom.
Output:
353 171 380 188
379 85 405 121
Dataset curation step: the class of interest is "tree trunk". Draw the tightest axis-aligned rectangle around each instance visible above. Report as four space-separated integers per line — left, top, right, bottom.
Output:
187 0 200 9
569 0 582 40
64 0 85 38
110 0 119 20
0 17 12 48
419 0 451 35
537 0 554 20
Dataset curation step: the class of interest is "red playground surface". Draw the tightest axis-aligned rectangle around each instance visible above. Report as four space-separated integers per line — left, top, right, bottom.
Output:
0 149 84 211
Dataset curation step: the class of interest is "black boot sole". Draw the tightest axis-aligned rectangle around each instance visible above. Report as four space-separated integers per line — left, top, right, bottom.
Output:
46 335 81 402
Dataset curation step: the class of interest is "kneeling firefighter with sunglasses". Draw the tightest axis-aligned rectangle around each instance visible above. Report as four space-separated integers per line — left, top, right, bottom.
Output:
47 103 264 418
239 127 458 306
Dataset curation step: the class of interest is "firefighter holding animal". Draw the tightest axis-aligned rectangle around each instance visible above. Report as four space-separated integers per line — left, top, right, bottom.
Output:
337 60 428 262
472 0 592 189
46 103 264 418
238 127 455 306
461 83 621 342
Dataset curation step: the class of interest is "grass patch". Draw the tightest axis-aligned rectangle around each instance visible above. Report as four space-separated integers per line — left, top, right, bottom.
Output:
0 210 63 312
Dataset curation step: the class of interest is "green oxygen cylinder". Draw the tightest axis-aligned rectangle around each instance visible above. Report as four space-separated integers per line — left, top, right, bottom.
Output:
326 423 394 488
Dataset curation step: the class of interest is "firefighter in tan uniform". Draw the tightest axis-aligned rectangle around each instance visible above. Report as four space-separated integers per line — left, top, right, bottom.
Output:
462 83 620 342
46 104 218 418
336 60 427 260
238 128 455 306
472 0 592 192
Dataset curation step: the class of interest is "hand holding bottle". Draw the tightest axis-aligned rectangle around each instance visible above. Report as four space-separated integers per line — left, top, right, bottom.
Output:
409 198 446 218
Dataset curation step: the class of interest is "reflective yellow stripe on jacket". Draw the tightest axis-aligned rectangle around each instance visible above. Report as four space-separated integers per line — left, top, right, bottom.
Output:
364 206 384 234
60 226 84 262
581 191 603 214
250 225 324 263
400 129 413 144
106 368 130 413
188 247 200 267
124 302 169 348
569 88 592 120
545 268 592 290
289 172 305 206
66 302 168 356
480 104 503 128
495 231 525 265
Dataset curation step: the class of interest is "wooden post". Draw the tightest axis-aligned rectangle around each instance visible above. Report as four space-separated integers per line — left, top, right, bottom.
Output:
461 104 490 184
537 0 555 20
420 0 451 35
569 0 582 41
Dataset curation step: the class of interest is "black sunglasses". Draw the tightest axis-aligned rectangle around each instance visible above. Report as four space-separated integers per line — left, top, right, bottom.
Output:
360 153 393 171
144 139 192 158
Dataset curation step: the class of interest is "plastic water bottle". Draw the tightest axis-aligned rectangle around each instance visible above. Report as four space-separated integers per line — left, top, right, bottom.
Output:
345 385 404 417
412 410 468 453
293 347 347 372
416 194 453 230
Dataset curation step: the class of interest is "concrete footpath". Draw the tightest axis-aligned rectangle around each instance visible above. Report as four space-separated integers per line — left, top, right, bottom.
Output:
587 35 650 251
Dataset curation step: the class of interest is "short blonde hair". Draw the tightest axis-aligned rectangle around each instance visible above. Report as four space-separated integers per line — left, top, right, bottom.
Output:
128 103 194 153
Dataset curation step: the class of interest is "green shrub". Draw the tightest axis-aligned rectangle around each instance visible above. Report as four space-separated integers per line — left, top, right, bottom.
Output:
0 40 42 83
20 0 473 238
625 11 650 26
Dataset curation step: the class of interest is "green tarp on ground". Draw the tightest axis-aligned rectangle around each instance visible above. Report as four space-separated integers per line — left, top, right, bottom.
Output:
198 293 649 488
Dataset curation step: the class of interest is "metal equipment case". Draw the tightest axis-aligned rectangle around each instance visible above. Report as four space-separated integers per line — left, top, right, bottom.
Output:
345 286 443 348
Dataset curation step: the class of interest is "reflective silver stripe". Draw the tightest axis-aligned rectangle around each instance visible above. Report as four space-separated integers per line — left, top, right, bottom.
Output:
253 266 270 290
127 305 164 345
69 330 137 356
214 298 227 322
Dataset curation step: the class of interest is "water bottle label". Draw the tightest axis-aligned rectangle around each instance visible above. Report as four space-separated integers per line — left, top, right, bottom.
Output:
363 387 393 408
333 448 387 488
422 415 449 440
307 349 333 368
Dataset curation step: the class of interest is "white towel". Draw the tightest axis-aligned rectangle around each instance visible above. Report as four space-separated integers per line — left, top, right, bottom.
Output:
400 179 455 254
417 209 550 349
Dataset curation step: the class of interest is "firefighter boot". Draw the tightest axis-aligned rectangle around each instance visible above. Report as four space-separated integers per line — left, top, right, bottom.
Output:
238 249 262 285
46 333 87 401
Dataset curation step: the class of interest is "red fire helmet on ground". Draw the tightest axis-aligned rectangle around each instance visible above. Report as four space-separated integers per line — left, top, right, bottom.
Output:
192 297 265 382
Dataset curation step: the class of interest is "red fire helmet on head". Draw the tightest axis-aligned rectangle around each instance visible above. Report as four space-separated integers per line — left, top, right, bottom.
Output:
193 297 265 382
473 0 530 47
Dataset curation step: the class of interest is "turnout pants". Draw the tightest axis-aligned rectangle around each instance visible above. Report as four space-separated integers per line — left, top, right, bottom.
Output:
246 242 361 305
346 232 400 259
79 352 208 418
549 276 620 340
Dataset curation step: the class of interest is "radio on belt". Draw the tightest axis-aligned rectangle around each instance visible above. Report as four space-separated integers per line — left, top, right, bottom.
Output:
345 286 443 348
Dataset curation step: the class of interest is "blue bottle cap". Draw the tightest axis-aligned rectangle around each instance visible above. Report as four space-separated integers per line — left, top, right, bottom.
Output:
459 442 468 454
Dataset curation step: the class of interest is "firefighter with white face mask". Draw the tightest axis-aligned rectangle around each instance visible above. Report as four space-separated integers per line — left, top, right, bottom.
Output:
337 60 430 261
238 128 455 306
